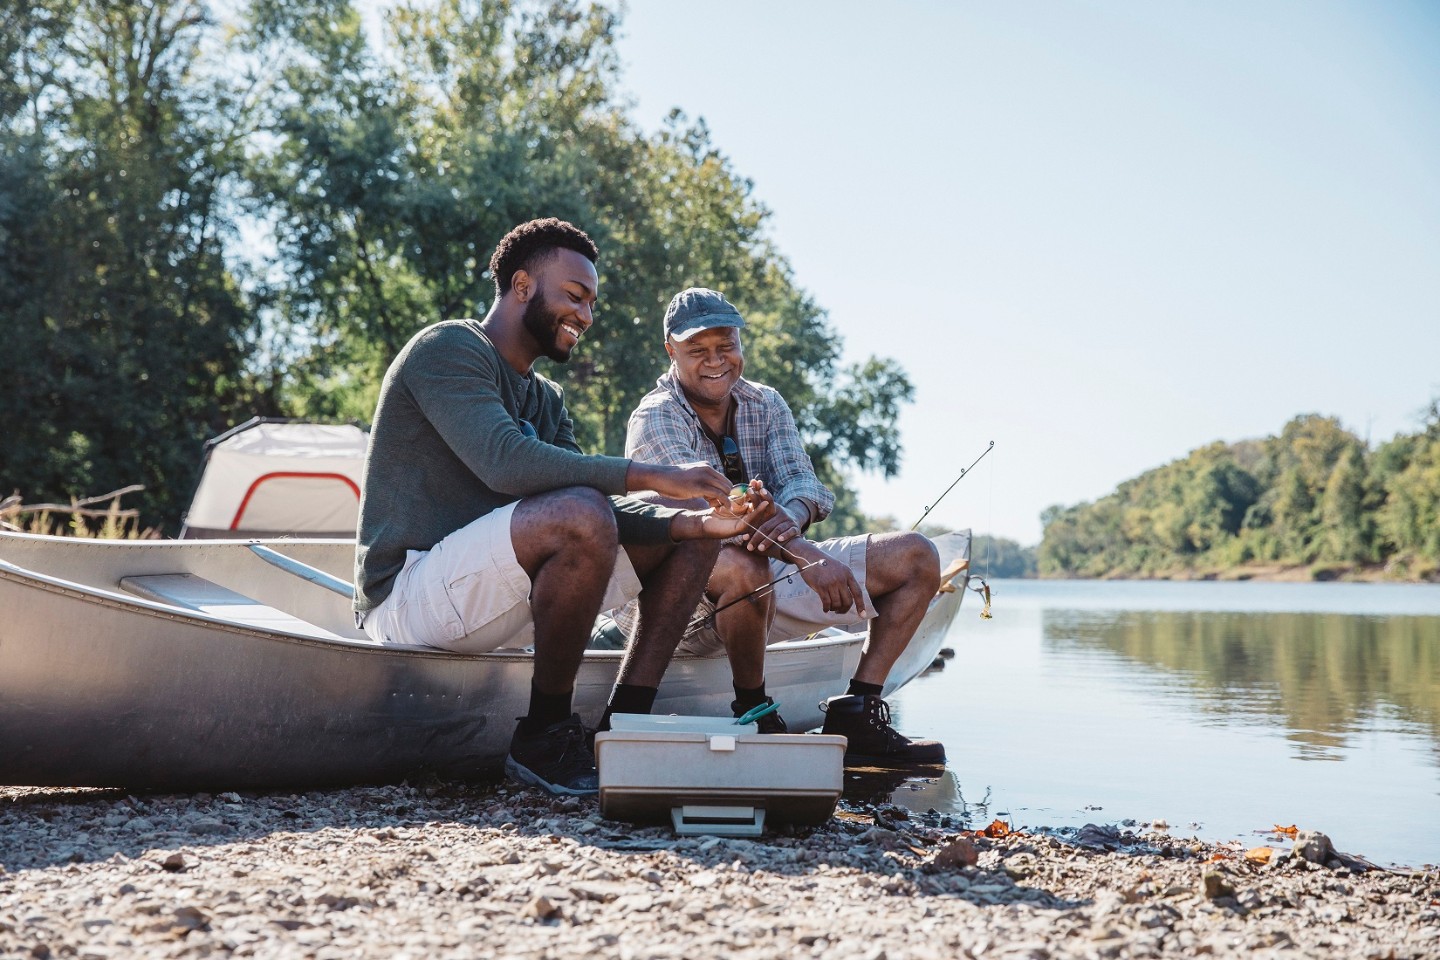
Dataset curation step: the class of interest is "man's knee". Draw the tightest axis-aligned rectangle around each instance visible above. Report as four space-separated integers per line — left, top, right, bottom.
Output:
870 532 940 592
517 486 618 553
711 544 773 595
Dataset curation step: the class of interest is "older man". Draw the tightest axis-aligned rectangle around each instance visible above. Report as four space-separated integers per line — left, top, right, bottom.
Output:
624 287 945 766
355 225 771 796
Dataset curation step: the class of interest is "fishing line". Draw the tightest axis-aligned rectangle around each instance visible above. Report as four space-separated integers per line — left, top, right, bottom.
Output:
687 507 828 633
688 556 829 635
984 442 995 581
909 440 995 531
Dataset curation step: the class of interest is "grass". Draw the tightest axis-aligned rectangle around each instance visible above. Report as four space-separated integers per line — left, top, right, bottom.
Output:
0 487 160 540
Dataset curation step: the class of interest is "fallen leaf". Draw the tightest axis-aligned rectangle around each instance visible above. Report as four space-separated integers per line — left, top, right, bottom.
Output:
1206 852 1230 862
979 819 1012 838
1245 846 1276 865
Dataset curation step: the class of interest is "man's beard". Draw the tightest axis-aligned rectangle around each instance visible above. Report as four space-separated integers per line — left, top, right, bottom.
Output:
521 289 574 363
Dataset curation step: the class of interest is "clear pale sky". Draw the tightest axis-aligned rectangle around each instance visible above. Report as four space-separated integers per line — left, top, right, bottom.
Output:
613 1 1440 543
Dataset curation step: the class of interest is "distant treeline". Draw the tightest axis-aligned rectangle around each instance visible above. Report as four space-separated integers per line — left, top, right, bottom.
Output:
964 535 1038 579
900 523 1037 578
1039 407 1440 580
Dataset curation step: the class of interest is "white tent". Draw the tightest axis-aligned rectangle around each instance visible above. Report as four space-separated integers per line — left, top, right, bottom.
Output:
181 419 368 539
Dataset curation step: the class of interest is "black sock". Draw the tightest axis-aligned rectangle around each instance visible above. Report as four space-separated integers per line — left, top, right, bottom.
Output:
733 680 769 710
597 683 658 732
519 683 573 734
847 678 884 698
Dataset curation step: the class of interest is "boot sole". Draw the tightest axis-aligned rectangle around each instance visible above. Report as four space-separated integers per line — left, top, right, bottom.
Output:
842 751 947 769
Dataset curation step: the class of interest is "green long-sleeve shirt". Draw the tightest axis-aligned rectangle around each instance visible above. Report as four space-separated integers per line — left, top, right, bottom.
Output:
354 319 676 612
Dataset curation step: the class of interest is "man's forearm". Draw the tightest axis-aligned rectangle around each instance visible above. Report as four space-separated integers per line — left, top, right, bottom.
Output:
781 498 814 532
669 512 699 541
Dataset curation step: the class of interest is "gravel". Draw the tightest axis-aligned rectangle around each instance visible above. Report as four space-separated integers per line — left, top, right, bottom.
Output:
2 783 1437 959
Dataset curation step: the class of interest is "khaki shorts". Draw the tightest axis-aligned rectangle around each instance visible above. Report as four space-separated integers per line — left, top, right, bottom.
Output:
361 501 643 653
676 533 877 657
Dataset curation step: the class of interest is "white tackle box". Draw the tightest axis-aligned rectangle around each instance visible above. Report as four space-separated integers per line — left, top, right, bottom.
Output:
593 714 847 836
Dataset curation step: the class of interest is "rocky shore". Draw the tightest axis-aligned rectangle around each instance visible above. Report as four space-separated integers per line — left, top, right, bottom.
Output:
2 782 1436 960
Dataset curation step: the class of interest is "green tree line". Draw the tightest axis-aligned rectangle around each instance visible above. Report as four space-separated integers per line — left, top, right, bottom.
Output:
1039 407 1440 580
0 0 912 534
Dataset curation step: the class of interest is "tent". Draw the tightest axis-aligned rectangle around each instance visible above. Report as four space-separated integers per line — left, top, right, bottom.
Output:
181 419 368 539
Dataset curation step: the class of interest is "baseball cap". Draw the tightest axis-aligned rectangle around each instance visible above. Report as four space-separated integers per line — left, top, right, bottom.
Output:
662 287 746 341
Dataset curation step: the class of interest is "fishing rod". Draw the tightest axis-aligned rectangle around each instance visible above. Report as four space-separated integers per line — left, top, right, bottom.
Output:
695 439 998 631
688 557 829 634
688 507 829 633
910 440 994 531
908 439 998 619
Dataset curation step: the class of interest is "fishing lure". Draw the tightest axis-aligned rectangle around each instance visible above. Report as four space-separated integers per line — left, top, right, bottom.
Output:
971 578 994 619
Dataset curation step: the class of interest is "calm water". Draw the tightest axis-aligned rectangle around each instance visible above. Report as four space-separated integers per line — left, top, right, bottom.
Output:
879 579 1440 868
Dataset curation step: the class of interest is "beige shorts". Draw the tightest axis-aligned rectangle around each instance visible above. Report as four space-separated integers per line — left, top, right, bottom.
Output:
361 501 643 653
676 533 877 657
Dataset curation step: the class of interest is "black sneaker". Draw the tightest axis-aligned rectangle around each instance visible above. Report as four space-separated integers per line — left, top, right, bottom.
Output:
819 694 945 766
731 697 788 734
504 714 599 796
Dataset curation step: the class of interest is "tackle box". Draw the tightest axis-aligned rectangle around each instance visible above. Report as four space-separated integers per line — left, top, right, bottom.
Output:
594 713 846 836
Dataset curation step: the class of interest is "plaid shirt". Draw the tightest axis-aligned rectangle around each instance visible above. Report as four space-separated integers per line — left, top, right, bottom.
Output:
625 369 835 525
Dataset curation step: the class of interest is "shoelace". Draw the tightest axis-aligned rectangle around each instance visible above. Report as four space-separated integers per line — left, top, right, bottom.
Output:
866 699 910 745
559 723 587 753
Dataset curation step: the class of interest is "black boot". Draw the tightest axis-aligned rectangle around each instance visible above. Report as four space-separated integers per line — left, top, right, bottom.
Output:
819 694 945 766
731 696 788 734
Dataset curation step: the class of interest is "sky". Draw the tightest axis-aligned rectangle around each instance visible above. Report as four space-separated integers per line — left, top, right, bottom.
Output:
609 1 1440 544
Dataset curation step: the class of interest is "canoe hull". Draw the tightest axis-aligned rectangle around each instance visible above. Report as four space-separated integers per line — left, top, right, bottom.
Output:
0 530 966 791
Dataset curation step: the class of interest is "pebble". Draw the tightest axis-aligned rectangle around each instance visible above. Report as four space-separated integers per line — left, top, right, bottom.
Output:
1 785 1436 959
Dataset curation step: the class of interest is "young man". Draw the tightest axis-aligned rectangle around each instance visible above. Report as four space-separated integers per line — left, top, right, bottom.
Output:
354 224 771 796
624 287 945 766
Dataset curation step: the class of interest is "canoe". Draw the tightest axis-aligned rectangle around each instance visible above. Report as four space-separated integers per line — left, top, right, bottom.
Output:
0 529 969 791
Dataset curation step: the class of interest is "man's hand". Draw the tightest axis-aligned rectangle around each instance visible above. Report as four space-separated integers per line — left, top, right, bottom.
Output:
791 540 866 616
668 481 776 541
744 503 804 554
627 460 732 506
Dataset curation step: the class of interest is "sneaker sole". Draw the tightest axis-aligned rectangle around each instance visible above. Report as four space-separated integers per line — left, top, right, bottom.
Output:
504 755 599 797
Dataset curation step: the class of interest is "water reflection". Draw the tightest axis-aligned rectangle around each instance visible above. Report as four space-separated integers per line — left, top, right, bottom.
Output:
883 581 1440 866
842 768 993 822
1043 609 1440 761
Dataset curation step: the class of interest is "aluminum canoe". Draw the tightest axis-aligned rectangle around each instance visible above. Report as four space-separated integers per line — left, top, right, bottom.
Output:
0 529 968 790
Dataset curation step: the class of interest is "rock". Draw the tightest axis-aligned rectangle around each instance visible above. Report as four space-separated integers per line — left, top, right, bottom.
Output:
1293 830 1336 865
160 853 188 872
1002 853 1035 880
932 837 978 868
187 817 230 836
523 894 560 920
1200 868 1235 900
172 906 209 932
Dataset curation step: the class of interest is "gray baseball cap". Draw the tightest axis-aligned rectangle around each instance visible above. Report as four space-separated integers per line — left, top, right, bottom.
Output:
663 287 746 341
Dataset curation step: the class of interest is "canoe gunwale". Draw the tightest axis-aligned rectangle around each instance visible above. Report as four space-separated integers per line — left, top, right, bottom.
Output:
0 556 866 662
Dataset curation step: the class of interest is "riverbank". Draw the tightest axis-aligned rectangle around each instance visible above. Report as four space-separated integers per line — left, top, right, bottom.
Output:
3 783 1435 959
1039 561 1440 584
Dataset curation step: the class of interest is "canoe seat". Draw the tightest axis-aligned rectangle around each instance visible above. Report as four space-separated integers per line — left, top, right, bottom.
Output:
120 574 345 642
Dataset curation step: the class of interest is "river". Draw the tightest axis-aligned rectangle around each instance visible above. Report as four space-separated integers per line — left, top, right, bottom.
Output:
879 579 1440 868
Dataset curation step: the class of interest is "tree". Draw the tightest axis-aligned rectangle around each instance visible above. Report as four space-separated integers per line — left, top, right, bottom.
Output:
1319 445 1370 562
0 0 260 528
1035 407 1440 580
250 0 912 530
